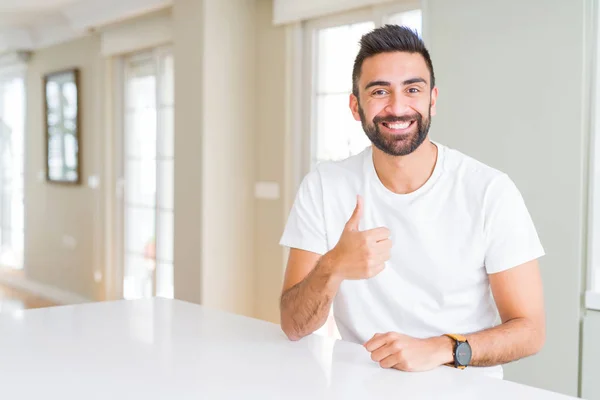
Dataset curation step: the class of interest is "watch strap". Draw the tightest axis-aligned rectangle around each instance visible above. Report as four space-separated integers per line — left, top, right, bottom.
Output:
444 333 468 369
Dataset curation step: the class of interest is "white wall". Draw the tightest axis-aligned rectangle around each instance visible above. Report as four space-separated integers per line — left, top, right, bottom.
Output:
273 0 393 24
425 0 586 396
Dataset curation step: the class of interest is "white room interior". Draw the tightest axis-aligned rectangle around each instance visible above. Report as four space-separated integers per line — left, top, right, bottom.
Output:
0 0 598 398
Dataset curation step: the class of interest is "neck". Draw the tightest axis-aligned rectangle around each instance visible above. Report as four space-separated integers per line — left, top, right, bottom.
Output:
372 138 438 195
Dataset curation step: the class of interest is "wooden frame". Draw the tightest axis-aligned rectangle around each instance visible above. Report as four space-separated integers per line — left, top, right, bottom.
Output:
43 67 81 185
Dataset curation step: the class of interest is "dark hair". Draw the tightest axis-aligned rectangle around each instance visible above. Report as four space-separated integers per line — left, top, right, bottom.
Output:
352 25 435 97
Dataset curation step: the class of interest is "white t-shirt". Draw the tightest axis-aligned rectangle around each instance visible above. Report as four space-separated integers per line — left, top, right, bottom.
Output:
279 142 545 378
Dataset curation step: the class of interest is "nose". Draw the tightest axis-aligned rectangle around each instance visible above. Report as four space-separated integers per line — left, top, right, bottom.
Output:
384 91 410 117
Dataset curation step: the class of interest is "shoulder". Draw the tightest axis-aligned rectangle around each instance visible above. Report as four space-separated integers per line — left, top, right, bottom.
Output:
436 142 529 217
439 142 511 191
305 147 369 187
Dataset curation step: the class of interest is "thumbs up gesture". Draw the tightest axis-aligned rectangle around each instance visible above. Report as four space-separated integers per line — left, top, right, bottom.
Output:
327 195 392 280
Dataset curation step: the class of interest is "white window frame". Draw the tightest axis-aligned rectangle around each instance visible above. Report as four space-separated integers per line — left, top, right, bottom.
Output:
0 63 27 271
102 13 174 301
109 45 174 300
586 0 600 311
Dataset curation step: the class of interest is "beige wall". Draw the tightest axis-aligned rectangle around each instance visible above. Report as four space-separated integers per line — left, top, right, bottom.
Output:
173 0 257 317
200 0 256 316
172 0 204 305
25 34 106 301
254 0 288 323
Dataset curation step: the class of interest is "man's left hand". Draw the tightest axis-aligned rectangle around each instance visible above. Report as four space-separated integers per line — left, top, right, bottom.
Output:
364 332 454 372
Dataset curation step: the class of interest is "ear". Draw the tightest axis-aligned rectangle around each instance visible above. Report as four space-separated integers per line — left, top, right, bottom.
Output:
429 86 439 117
349 93 361 121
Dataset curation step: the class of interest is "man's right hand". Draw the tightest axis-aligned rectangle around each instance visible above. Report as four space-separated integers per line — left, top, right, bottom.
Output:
326 195 392 280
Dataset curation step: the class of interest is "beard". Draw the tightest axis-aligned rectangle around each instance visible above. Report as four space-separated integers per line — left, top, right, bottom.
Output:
358 102 432 157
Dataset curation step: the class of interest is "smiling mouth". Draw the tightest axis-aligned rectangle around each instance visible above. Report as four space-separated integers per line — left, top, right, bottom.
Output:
381 120 415 133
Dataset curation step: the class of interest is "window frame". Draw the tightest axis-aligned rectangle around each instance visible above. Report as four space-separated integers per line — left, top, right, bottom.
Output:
586 0 600 311
589 107 600 310
301 1 422 176
114 45 175 301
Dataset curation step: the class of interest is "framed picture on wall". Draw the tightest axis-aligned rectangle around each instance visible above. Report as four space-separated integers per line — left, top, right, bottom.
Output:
44 68 81 184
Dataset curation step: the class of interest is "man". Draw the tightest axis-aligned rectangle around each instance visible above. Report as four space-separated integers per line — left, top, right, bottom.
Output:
278 25 545 378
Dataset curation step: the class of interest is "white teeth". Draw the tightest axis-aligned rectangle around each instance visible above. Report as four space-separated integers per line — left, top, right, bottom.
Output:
387 121 411 129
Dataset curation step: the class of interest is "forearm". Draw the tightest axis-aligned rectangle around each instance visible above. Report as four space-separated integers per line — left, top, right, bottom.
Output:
465 317 545 367
436 317 545 367
280 255 342 341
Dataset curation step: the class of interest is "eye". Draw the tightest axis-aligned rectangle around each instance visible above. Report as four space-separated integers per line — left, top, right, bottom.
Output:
372 89 388 96
407 87 420 94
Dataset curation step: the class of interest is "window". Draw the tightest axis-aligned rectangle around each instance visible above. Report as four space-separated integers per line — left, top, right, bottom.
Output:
0 72 25 270
311 21 375 165
302 3 422 337
305 4 422 171
121 47 174 300
386 9 422 33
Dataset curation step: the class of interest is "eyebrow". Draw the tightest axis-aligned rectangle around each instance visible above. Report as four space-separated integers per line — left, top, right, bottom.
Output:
403 78 427 86
364 77 428 90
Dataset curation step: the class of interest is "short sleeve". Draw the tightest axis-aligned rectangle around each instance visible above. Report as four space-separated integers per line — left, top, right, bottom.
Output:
279 170 328 255
484 174 545 274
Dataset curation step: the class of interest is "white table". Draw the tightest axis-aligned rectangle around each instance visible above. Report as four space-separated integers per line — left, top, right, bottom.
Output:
0 298 577 399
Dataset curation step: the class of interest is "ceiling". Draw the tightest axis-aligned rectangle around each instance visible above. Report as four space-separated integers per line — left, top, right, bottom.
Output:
0 0 172 54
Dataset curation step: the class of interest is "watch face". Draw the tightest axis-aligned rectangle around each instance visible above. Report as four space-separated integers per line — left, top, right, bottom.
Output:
456 342 472 366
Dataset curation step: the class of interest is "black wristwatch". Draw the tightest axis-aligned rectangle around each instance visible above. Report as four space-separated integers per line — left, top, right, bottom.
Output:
445 334 472 369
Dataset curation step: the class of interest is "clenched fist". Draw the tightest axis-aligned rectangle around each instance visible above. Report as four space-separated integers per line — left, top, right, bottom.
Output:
326 195 392 280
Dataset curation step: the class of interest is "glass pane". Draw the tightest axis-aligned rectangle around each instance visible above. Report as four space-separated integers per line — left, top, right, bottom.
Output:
316 21 375 93
0 229 24 269
156 210 173 263
158 106 174 158
123 253 154 300
157 160 174 210
125 159 156 207
387 10 422 36
125 207 156 256
126 72 156 110
315 93 371 162
10 190 24 236
0 75 25 270
156 262 174 299
0 189 9 227
125 108 157 158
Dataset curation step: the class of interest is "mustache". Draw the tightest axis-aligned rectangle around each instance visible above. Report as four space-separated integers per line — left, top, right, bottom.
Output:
373 113 422 124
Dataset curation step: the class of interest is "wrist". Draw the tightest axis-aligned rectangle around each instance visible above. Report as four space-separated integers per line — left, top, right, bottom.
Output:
319 250 344 285
431 335 455 366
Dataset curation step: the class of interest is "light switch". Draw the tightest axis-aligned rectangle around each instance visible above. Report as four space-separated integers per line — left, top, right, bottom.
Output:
88 175 100 189
62 235 77 249
254 181 280 200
